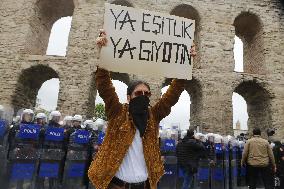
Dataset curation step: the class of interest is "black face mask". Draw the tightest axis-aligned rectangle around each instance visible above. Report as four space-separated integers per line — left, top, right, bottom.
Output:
129 95 150 137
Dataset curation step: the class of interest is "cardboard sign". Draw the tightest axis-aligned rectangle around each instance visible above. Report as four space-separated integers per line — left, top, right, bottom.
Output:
100 3 195 80
18 124 40 140
45 127 64 142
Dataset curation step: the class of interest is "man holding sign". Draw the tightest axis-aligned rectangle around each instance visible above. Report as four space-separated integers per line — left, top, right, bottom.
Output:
88 3 196 189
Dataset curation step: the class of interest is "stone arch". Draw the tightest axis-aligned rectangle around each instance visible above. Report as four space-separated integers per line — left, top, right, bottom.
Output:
170 4 201 68
86 71 130 118
233 12 265 74
25 0 75 55
111 0 133 7
234 80 272 133
162 77 202 130
12 65 60 113
46 16 73 56
185 78 203 130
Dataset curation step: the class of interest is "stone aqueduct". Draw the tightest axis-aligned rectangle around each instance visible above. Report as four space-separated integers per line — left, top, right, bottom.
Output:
0 0 283 138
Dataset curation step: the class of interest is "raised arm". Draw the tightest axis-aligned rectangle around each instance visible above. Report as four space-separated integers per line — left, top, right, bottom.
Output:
152 79 185 122
95 68 122 120
95 29 122 119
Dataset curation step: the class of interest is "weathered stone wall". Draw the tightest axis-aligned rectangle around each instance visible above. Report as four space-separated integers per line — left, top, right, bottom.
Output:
0 0 283 139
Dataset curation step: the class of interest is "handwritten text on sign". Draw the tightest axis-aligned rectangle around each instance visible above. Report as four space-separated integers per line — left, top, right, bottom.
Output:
100 3 195 80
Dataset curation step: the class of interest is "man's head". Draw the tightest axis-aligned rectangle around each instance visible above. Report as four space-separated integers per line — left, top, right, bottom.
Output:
63 116 73 127
49 111 61 124
36 113 47 126
186 128 195 138
127 80 151 102
21 109 34 123
72 114 82 128
253 128 261 136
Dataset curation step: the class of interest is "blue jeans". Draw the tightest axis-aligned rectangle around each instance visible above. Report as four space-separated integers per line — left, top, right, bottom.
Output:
181 167 194 189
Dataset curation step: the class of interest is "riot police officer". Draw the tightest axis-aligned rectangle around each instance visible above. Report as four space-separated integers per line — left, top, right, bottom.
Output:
84 120 99 157
36 110 66 189
35 113 47 127
62 115 73 131
7 109 40 189
63 115 90 189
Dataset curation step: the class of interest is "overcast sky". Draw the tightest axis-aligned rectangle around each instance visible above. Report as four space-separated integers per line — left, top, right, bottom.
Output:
38 17 248 131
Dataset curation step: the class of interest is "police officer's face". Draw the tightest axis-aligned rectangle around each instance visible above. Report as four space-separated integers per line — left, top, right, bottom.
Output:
23 114 32 122
37 118 44 125
52 116 60 123
73 121 81 127
65 120 72 127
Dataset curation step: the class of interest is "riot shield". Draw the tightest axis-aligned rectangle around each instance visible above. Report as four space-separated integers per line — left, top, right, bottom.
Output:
63 129 90 189
7 123 41 189
88 130 100 189
211 143 226 189
159 156 177 189
195 160 210 189
236 142 247 189
35 126 66 189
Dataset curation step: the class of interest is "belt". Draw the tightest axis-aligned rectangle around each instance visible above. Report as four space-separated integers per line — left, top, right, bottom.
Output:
110 176 149 189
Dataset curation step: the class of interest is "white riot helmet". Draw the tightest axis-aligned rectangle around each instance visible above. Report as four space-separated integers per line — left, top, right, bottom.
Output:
206 133 215 143
73 114 83 128
36 113 47 124
13 115 20 123
83 120 95 130
214 134 223 144
166 128 172 139
21 109 34 123
94 118 105 131
49 111 61 123
195 133 207 142
73 115 83 122
225 135 233 141
63 116 73 126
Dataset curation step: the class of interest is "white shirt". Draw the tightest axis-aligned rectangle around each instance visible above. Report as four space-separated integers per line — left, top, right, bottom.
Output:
115 129 148 183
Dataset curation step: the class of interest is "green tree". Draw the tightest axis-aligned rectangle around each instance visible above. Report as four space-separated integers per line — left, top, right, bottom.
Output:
94 103 106 120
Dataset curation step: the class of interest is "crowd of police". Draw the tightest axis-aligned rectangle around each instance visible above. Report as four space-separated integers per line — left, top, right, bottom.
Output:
0 106 106 189
158 128 284 189
0 104 283 189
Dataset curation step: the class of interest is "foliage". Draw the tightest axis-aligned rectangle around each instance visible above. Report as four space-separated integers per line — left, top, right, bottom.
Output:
94 103 106 120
